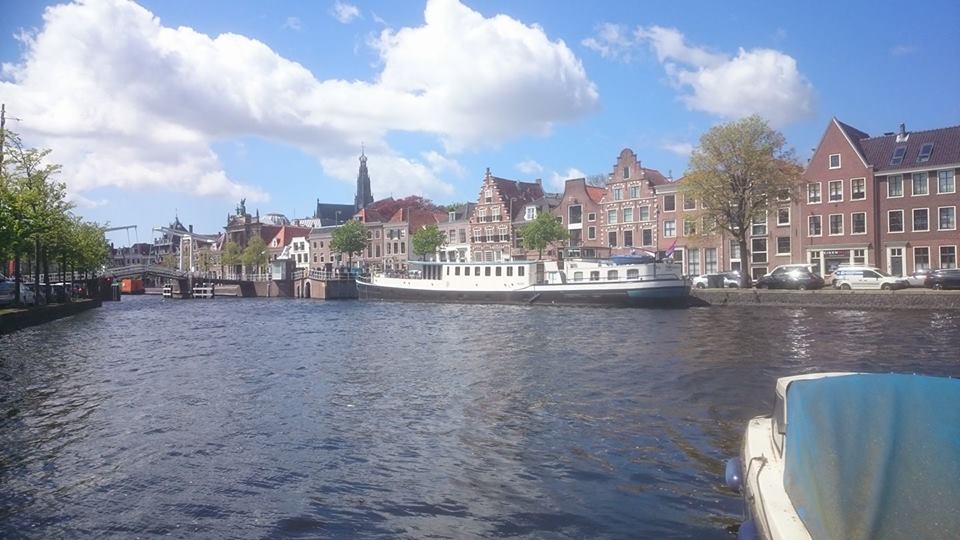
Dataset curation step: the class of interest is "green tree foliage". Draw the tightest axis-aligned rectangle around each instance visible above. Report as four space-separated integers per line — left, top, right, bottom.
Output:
519 211 568 260
221 241 242 267
681 115 803 286
331 219 367 266
241 235 268 274
411 224 446 261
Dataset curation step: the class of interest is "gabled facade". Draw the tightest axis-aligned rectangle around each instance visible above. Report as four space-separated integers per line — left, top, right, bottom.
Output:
436 203 474 262
552 178 607 258
599 149 668 257
469 168 545 262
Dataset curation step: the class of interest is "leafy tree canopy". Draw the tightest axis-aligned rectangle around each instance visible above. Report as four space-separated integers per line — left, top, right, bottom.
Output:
411 224 446 260
519 211 568 260
331 219 367 265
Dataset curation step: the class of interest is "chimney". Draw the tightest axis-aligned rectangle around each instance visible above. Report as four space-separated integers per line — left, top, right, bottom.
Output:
896 123 909 143
535 178 542 186
189 224 193 233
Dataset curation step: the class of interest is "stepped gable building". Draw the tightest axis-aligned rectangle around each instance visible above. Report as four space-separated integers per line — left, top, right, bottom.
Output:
552 178 607 258
599 149 669 257
469 168 545 262
800 118 960 275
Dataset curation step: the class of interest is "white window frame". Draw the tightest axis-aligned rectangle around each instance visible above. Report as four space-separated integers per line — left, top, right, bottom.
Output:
776 236 791 256
828 213 844 236
914 246 930 271
639 206 651 222
607 209 618 225
663 194 676 212
912 172 929 196
613 187 623 201
829 180 844 202
912 208 930 232
751 211 768 236
751 238 768 264
850 177 866 201
807 182 822 204
808 215 822 237
629 185 640 198
829 154 841 169
623 207 634 223
587 212 597 222
938 170 956 194
938 206 957 231
524 206 537 221
683 195 696 210
777 207 790 226
887 174 904 198
663 220 676 238
940 245 958 269
587 226 596 240
484 189 493 203
887 209 904 234
851 211 867 235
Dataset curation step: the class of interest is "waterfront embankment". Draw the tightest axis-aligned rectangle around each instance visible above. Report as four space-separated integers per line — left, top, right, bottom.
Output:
691 288 960 310
0 298 103 335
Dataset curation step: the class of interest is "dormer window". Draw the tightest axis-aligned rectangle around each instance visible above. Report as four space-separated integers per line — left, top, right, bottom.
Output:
890 146 907 166
449 211 456 222
525 206 537 220
917 143 934 163
829 154 841 169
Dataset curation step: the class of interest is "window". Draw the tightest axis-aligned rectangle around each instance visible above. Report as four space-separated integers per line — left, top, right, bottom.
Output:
459 229 466 243
639 206 650 221
627 269 639 279
941 246 957 269
851 178 866 200
573 271 583 282
912 172 928 196
829 180 843 202
607 270 619 281
590 271 600 281
664 220 676 238
730 240 741 262
608 231 617 246
507 266 513 277
484 189 493 203
587 212 596 222
607 209 618 224
683 218 697 236
518 266 525 277
751 213 767 236
888 210 904 233
939 207 956 231
476 208 487 223
473 228 482 243
642 229 653 246
485 266 491 276
890 146 907 166
853 249 866 265
939 170 956 194
568 205 582 225
913 208 929 232
623 166 630 179
449 211 456 222
683 196 696 210
705 248 718 273
495 267 502 276
807 183 821 204
887 175 903 197
663 194 676 212
524 206 537 220
491 206 501 222
752 238 768 263
852 212 866 234
917 143 934 163
829 214 843 235
629 185 640 198
614 187 623 201
687 249 700 276
587 226 596 240
400 242 405 254
623 230 633 247
914 247 930 271
829 154 841 169
485 226 494 242
777 207 790 226
777 236 791 255
499 225 509 242
623 207 634 223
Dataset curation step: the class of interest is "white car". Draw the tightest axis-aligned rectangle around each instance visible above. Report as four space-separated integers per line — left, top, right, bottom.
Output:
691 272 741 288
832 266 908 290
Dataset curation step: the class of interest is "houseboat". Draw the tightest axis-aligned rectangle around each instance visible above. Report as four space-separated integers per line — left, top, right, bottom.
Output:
356 257 689 307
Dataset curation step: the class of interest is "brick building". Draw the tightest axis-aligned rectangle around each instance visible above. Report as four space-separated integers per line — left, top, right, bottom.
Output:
552 178 607 258
598 149 670 257
469 169 546 262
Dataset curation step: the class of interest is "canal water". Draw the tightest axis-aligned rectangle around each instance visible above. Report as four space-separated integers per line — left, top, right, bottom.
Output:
1 297 958 538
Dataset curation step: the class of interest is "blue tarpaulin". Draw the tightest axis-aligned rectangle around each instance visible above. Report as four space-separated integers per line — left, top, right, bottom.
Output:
784 373 960 539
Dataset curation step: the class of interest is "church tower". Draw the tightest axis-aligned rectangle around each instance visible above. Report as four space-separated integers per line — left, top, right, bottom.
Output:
354 147 374 211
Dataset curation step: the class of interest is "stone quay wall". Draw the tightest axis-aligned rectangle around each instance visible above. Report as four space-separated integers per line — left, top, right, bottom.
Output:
0 298 103 335
690 288 960 310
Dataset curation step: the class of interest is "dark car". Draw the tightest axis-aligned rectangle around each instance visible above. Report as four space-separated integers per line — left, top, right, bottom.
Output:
924 269 960 290
755 267 824 290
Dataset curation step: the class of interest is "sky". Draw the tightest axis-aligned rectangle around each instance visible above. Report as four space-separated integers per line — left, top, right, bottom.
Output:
1 0 958 247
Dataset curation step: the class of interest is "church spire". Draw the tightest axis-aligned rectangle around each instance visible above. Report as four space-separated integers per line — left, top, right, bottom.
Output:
354 145 373 211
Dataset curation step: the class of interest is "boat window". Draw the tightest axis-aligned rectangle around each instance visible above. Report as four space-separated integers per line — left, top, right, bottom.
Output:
475 266 481 276
455 266 461 276
507 267 513 277
607 270 618 281
518 266 525 277
465 267 470 276
484 267 491 276
627 269 639 279
590 271 600 281
495 267 502 276
574 271 583 282
446 267 450 276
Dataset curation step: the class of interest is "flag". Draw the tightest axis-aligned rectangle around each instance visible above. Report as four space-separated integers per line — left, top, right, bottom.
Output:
664 239 678 258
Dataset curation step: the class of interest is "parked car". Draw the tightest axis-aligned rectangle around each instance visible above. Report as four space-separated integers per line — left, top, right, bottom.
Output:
691 271 741 288
832 266 908 290
924 268 960 290
755 267 824 290
0 281 37 306
904 269 932 287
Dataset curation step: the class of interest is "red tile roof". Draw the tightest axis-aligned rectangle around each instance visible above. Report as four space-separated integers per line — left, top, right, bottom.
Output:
585 185 606 203
492 177 544 204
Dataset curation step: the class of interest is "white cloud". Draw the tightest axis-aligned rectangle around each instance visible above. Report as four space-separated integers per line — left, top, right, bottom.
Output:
891 44 916 56
515 159 543 174
69 192 109 209
661 141 693 157
583 24 814 126
0 0 598 203
284 16 302 31
421 150 465 178
581 23 634 62
331 1 360 24
548 168 586 192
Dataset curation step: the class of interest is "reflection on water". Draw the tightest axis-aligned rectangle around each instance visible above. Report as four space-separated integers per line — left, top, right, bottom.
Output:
1 297 958 538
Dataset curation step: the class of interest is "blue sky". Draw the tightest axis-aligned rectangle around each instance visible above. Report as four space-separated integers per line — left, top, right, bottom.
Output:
2 0 958 247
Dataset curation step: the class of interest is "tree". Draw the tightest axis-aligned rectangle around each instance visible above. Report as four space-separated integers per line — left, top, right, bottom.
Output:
221 240 242 272
368 195 445 219
681 115 803 287
519 211 569 260
331 219 367 267
411 224 446 261
242 236 268 275
586 173 609 187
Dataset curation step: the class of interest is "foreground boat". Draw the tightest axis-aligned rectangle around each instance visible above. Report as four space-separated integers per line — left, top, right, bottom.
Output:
725 372 960 540
357 257 689 307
